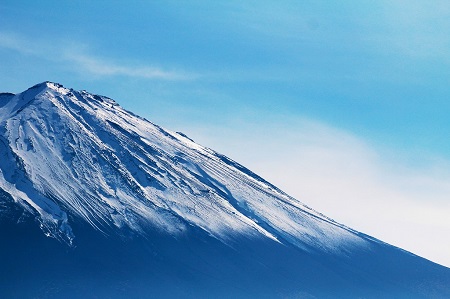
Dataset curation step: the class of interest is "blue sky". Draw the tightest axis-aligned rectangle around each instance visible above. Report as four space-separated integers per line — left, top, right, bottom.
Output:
1 1 449 266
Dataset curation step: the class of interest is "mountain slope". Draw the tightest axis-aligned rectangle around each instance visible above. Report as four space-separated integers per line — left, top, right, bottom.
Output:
0 82 449 298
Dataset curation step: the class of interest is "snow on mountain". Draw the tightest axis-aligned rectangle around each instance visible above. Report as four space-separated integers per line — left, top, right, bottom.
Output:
0 81 367 252
1 82 449 298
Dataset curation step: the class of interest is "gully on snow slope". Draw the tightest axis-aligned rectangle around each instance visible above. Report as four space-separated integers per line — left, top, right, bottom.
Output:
0 82 449 298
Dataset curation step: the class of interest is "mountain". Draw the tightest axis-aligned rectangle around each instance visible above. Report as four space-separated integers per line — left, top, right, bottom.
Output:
0 82 449 298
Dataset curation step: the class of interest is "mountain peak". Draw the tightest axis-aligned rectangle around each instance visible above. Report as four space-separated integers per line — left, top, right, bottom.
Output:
27 81 64 91
0 81 121 120
0 81 69 120
27 81 72 96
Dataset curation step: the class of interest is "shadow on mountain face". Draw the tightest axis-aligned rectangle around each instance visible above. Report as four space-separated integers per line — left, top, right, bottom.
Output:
1 197 449 299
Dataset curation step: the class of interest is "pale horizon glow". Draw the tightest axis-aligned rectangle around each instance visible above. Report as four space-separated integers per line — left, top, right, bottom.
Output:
181 118 450 267
2 81 449 267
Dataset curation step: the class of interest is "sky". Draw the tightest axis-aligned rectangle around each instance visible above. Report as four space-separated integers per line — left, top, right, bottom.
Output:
0 1 449 267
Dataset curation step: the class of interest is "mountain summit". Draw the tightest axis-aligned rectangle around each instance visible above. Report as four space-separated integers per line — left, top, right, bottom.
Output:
1 82 449 298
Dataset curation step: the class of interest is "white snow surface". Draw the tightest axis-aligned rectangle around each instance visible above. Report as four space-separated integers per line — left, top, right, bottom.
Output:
0 82 370 253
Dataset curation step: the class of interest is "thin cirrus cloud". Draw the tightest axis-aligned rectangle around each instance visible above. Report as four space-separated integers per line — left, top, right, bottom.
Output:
0 31 38 55
0 31 194 81
63 52 194 81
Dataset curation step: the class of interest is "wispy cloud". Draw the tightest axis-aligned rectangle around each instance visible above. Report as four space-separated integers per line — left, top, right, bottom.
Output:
0 31 40 55
0 31 194 81
187 118 450 268
64 52 193 80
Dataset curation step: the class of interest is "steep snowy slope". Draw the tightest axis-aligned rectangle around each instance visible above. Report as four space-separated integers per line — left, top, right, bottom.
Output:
0 82 449 298
0 82 366 252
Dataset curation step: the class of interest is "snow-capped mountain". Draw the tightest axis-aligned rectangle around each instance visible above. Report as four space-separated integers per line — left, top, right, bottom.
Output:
0 82 449 298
